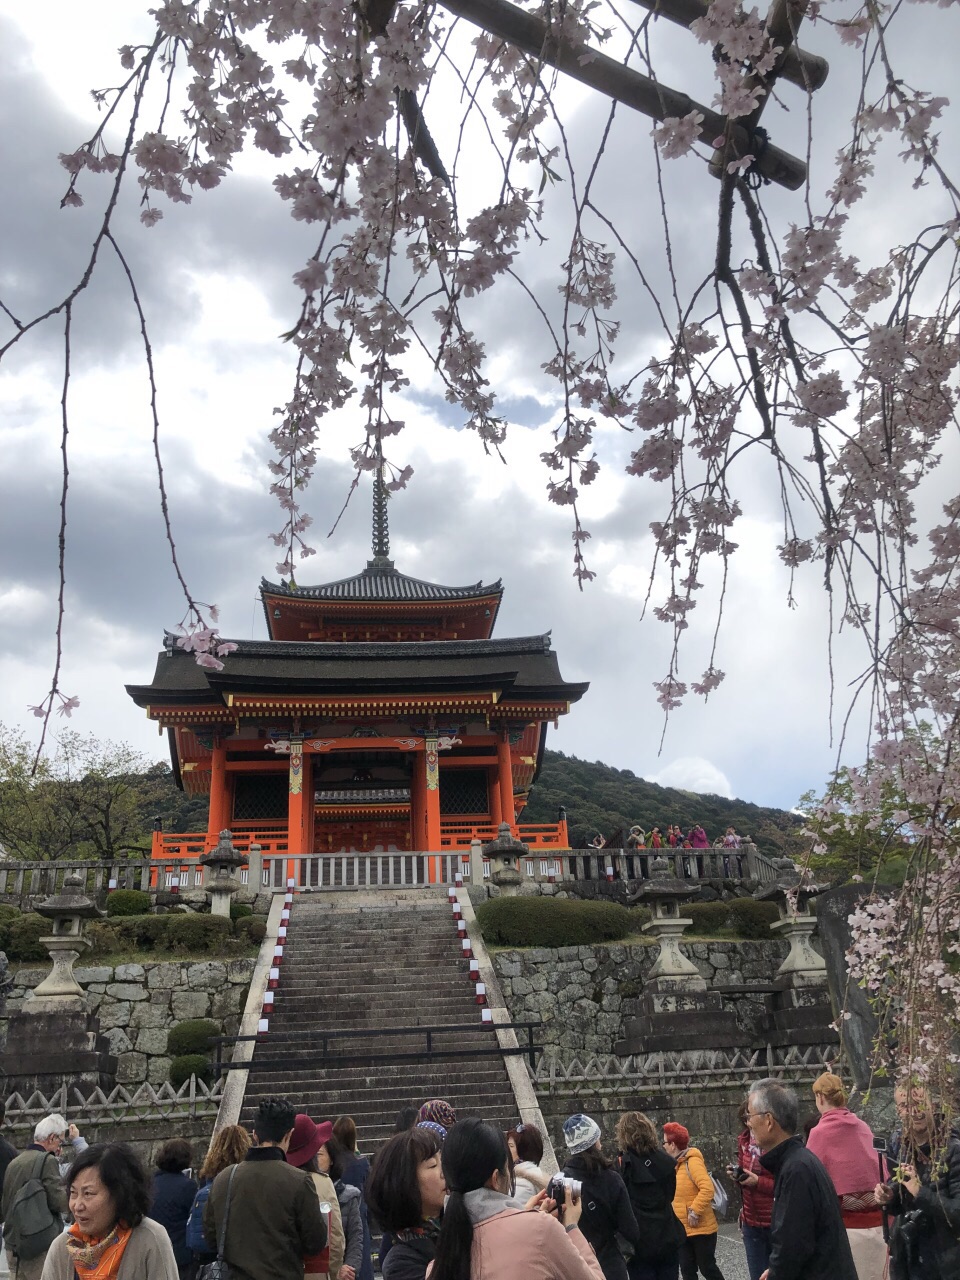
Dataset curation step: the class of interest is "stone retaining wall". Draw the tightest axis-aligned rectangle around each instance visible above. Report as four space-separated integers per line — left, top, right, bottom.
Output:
1 959 257 1086
493 939 793 1054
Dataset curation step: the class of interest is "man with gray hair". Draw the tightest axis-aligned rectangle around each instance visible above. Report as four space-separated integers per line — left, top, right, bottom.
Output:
0 1114 72 1280
745 1079 857 1280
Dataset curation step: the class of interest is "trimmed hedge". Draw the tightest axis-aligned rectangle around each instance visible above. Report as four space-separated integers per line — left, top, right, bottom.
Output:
230 902 253 921
162 914 232 953
234 915 267 943
106 889 152 917
686 899 780 938
168 1018 219 1057
7 913 49 962
169 1054 213 1089
476 896 634 947
0 904 22 953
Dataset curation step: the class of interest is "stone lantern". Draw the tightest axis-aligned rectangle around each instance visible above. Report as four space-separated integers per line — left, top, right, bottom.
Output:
482 822 527 897
617 856 741 1053
32 873 103 1001
200 830 249 917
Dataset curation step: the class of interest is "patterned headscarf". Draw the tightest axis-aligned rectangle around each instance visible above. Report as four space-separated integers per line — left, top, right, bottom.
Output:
418 1100 457 1131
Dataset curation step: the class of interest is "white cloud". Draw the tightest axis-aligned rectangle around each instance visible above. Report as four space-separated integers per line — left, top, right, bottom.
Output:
648 758 733 799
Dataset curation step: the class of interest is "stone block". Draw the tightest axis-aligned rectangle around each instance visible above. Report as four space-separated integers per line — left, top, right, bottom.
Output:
106 984 149 1002
172 990 211 1020
226 960 256 985
709 952 731 969
135 1028 170 1056
130 1000 170 1030
115 964 145 982
104 1027 134 1056
497 959 521 978
98 1001 132 1029
116 1052 147 1084
582 958 599 974
147 963 186 991
601 994 621 1013
526 949 554 964
187 962 227 992
209 988 243 1019
75 967 113 984
147 1056 173 1086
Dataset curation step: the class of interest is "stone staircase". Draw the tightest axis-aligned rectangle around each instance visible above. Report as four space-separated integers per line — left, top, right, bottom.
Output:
241 892 520 1148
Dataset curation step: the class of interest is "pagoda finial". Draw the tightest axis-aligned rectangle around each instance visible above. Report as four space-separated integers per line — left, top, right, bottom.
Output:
372 465 391 564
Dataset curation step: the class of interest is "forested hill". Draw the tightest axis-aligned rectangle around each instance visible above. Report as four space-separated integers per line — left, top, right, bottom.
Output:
523 750 807 858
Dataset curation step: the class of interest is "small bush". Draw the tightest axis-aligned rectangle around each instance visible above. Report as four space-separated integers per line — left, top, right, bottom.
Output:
686 902 732 935
162 914 232 953
234 915 267 943
168 1018 220 1057
230 902 253 921
169 1054 213 1089
87 922 124 956
727 898 780 938
476 896 633 948
0 904 22 952
106 889 152 917
7 913 49 962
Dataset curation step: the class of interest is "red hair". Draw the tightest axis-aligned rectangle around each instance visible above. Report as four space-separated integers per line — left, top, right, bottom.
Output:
662 1122 689 1150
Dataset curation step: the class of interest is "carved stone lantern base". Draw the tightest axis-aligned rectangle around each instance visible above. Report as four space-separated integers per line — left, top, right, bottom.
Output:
32 935 92 1000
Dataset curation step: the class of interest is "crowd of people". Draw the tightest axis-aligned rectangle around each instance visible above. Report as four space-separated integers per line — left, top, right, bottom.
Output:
618 827 743 852
0 1074 957 1280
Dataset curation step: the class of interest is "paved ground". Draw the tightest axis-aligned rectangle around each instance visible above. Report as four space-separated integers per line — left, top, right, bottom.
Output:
716 1221 752 1280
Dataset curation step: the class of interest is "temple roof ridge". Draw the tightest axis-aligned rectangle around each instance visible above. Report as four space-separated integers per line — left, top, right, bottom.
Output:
260 565 503 603
163 631 552 660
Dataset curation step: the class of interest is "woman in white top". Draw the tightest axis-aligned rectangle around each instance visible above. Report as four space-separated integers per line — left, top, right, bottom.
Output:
506 1124 550 1206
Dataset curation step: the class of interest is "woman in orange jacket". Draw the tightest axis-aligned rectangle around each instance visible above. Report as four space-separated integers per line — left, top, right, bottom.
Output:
662 1124 726 1280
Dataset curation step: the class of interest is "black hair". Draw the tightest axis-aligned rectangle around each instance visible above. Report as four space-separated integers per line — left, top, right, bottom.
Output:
155 1138 192 1173
323 1135 348 1182
365 1128 442 1232
68 1144 151 1228
394 1106 418 1133
431 1120 507 1280
253 1097 296 1145
570 1146 612 1173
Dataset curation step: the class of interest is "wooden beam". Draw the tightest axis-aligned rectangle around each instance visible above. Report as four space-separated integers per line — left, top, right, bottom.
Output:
437 0 806 189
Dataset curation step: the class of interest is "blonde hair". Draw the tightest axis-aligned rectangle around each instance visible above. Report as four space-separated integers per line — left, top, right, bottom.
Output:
812 1072 847 1108
616 1112 659 1154
199 1124 251 1181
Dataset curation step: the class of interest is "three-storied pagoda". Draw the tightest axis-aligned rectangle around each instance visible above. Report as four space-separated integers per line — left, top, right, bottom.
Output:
128 478 587 867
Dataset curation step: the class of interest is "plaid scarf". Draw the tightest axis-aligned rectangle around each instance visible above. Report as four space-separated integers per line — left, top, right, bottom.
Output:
395 1217 442 1245
66 1222 134 1280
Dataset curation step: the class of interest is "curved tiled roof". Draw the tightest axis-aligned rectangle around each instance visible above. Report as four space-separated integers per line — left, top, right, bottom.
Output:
260 561 502 604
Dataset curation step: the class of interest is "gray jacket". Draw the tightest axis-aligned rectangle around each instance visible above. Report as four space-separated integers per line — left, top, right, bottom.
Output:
335 1180 363 1273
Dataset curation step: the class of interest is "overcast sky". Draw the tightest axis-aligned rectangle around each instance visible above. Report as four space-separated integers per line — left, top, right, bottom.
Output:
0 1 954 816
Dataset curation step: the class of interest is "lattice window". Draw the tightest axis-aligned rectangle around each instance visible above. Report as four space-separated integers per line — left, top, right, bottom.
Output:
233 773 287 821
440 769 488 815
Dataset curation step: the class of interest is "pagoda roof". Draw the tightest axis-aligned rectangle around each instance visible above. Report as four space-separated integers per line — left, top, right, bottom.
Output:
127 633 588 710
261 561 503 605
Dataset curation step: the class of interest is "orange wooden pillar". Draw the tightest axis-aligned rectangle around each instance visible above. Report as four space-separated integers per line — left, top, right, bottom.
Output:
209 740 230 841
286 737 308 884
410 754 424 851
489 766 502 826
497 733 516 827
424 733 441 879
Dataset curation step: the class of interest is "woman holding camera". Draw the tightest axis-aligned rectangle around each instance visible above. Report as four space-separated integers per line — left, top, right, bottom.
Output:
428 1118 603 1280
727 1102 774 1280
561 1114 642 1280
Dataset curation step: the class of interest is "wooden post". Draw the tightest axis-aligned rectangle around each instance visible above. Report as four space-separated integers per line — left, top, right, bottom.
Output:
424 734 442 876
489 767 502 826
497 734 516 826
287 738 306 883
209 740 229 840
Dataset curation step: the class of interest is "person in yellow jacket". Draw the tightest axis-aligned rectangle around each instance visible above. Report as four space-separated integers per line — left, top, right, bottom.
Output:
663 1123 727 1280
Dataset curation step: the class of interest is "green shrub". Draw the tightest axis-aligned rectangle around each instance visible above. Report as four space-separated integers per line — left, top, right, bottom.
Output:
727 898 779 938
169 1054 213 1089
6 913 49 962
230 902 253 921
162 914 232 953
87 922 124 956
476 896 633 948
168 1018 220 1057
0 904 22 952
234 915 267 943
686 902 732 935
106 889 152 917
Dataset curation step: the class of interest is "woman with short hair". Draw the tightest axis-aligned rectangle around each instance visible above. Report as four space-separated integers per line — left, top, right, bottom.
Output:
317 1134 363 1280
41 1143 179 1280
505 1124 549 1206
366 1127 447 1280
332 1117 373 1280
616 1112 681 1280
662 1124 725 1280
147 1139 198 1280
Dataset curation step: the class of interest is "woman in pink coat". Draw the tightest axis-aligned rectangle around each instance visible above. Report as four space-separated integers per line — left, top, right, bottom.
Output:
428 1119 604 1280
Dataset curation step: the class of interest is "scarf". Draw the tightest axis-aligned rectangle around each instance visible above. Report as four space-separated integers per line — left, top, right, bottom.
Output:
395 1216 442 1245
462 1187 525 1225
66 1222 134 1280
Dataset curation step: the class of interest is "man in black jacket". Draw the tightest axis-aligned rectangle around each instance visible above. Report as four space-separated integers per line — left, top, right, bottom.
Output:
746 1079 857 1280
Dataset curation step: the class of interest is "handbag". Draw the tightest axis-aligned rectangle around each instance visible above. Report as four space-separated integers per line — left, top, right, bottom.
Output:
681 1157 728 1217
198 1163 239 1280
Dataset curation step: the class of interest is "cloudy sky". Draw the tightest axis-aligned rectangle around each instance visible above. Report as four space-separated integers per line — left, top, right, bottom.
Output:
0 0 954 815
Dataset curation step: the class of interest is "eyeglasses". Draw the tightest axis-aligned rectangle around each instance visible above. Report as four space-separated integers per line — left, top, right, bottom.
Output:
746 1111 770 1120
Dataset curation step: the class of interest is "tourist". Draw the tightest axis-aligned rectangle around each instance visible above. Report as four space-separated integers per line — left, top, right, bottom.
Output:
41 1142 178 1280
506 1123 550 1206
285 1115 345 1280
615 1111 681 1280
365 1126 445 1280
690 826 710 850
418 1101 456 1135
727 1101 773 1280
428 1117 604 1280
745 1078 856 1280
662 1123 725 1280
722 828 741 848
651 829 663 849
332 1117 374 1280
2 1114 70 1280
186 1124 251 1267
561 1113 641 1280
874 1082 960 1279
804 1073 887 1280
317 1132 362 1280
394 1108 419 1133
0 1099 18 1200
203 1097 327 1280
147 1138 199 1280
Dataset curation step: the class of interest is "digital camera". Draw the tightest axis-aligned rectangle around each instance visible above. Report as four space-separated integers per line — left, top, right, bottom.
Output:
546 1175 582 1205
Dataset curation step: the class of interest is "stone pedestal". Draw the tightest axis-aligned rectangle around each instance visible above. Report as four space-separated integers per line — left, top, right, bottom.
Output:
200 830 249 917
758 859 837 1050
0 1003 117 1095
469 838 485 888
483 823 528 897
33 935 92 999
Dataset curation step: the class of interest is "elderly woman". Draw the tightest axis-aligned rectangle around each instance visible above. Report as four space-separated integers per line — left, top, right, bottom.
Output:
41 1143 178 1280
804 1073 886 1280
662 1124 725 1280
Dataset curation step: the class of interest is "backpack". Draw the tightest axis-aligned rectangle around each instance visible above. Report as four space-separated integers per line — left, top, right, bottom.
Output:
186 1181 213 1255
2 1152 62 1260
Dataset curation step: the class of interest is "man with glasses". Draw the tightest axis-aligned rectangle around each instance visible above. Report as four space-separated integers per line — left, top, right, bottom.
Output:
744 1080 857 1280
0 1114 71 1280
